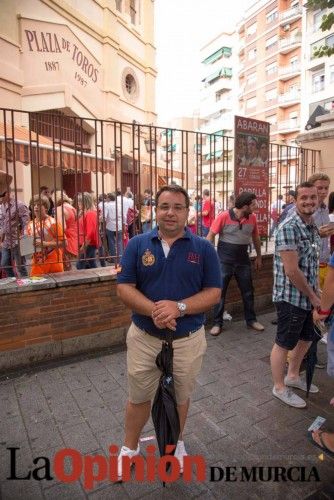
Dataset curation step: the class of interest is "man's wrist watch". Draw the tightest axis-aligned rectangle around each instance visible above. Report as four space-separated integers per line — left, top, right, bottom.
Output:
177 302 187 317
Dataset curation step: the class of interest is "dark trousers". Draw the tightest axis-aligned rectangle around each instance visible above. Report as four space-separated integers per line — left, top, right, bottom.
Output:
213 259 256 327
76 245 97 269
1 246 28 278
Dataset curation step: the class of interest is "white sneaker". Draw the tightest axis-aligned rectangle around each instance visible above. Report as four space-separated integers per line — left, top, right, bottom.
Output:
320 333 328 345
174 440 188 473
284 376 319 394
272 386 306 408
117 444 140 480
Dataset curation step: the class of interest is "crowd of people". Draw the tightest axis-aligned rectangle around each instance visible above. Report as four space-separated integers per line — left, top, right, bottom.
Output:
0 176 223 277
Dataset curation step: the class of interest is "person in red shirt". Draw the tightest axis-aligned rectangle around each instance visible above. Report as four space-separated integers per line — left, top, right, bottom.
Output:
206 192 264 335
75 192 100 269
201 189 215 237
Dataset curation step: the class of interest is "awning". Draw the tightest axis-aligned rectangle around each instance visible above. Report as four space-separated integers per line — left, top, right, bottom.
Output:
0 123 114 175
202 67 233 83
202 46 232 64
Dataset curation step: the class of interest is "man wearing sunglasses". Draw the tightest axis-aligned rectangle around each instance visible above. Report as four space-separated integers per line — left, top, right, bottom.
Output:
207 191 264 336
0 172 29 278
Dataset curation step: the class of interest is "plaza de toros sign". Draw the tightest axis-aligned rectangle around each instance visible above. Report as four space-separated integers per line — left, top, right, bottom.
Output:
21 18 101 105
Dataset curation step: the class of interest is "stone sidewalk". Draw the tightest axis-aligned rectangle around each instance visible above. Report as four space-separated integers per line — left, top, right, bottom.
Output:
0 312 333 499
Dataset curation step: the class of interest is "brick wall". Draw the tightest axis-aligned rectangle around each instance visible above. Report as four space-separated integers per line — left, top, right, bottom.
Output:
0 255 273 371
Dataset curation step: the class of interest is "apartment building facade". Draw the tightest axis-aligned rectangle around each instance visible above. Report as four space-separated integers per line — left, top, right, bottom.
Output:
197 32 238 202
0 0 157 200
301 3 334 127
238 0 303 144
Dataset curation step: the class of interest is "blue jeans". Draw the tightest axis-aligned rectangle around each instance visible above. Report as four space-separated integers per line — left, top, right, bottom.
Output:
76 245 97 269
1 246 28 277
106 229 123 264
213 259 256 327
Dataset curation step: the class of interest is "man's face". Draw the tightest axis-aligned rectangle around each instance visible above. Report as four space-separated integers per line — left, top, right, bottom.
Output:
259 143 268 161
156 191 189 236
295 187 318 217
247 139 258 158
313 179 330 204
242 198 257 216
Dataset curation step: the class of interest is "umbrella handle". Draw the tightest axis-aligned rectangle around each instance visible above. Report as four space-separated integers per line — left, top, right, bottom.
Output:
165 328 174 345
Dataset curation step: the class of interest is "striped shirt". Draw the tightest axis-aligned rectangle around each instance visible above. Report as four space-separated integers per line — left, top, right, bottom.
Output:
273 211 320 310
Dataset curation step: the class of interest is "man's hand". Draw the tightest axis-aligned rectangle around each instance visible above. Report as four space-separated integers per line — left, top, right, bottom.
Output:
152 317 177 331
152 300 180 324
319 224 334 238
312 309 327 322
254 256 262 271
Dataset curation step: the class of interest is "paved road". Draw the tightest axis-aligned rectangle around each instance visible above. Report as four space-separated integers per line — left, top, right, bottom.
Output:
0 312 333 499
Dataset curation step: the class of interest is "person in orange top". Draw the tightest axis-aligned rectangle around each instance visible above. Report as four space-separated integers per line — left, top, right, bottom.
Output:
27 195 65 276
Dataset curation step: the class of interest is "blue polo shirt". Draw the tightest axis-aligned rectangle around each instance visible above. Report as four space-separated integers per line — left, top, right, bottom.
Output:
117 227 221 338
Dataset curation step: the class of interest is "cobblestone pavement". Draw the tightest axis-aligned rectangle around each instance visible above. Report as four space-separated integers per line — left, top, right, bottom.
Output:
0 312 333 499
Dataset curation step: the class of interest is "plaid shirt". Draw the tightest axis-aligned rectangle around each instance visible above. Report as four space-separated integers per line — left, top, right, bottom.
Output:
312 203 330 264
273 211 320 310
0 198 30 249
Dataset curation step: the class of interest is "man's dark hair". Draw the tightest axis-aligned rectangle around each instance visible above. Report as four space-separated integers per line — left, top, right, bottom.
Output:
278 194 283 200
116 188 122 196
202 189 210 197
144 188 152 195
288 189 296 198
295 181 316 198
235 192 256 209
155 185 190 208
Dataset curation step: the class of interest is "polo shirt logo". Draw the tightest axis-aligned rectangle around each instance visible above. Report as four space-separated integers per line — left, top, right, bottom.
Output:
142 249 155 266
187 252 200 264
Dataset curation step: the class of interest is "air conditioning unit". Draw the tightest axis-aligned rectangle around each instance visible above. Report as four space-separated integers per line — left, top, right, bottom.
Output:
283 24 290 31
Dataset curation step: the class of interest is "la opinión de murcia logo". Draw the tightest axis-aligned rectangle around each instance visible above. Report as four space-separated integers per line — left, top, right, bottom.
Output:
6 446 320 490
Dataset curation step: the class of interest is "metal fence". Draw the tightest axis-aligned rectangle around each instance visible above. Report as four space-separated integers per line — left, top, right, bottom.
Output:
0 108 319 278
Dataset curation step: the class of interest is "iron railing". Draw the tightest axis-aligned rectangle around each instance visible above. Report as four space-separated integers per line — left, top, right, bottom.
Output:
0 108 319 278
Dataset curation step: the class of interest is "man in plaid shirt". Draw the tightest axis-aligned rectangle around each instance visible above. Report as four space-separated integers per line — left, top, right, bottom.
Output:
271 181 321 408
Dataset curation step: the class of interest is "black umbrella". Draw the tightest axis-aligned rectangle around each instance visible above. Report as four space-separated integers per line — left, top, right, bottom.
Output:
151 329 180 475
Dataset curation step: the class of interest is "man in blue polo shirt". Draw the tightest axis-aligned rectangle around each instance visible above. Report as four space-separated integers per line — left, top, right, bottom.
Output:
116 184 221 477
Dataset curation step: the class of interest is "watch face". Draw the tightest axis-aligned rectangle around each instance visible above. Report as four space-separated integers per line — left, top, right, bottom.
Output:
178 302 186 312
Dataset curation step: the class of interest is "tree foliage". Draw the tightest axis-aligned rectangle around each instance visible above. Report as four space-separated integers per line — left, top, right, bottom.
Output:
305 0 334 57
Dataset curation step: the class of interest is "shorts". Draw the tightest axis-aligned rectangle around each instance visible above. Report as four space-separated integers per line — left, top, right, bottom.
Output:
275 301 315 350
126 322 206 405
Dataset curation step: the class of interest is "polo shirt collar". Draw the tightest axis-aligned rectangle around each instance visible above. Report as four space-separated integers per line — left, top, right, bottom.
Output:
150 226 192 240
229 208 249 222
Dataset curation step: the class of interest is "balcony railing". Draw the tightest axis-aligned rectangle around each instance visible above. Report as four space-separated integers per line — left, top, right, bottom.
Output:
278 90 301 106
277 119 301 132
279 6 302 24
278 63 301 79
279 35 302 53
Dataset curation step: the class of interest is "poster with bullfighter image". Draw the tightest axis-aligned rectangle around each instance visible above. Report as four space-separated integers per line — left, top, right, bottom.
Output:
234 115 270 236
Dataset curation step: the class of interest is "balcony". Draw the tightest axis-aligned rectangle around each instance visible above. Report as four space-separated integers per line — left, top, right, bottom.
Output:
278 63 301 81
279 5 302 25
277 119 301 133
279 34 302 54
278 89 301 107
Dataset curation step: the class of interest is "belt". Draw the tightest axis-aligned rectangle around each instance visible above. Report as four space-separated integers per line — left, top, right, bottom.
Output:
319 263 328 268
144 328 200 340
